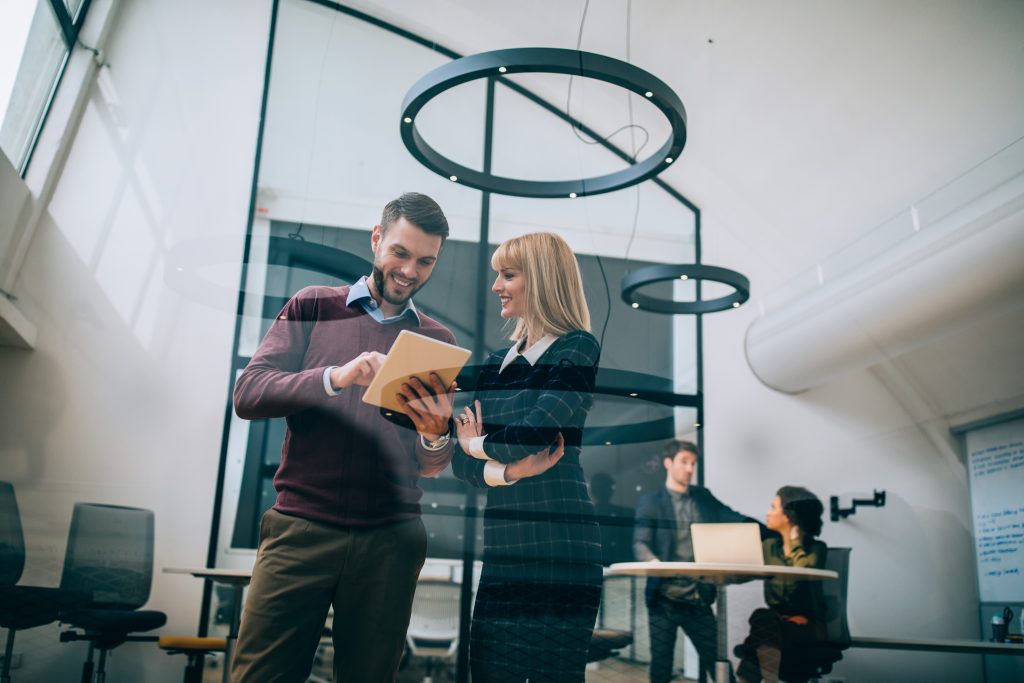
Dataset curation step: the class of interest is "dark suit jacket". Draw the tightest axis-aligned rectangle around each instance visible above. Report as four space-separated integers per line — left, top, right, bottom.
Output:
633 485 769 606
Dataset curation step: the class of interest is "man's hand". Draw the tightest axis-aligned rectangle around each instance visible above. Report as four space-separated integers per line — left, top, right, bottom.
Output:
506 433 566 481
785 615 809 626
330 352 386 389
397 372 456 442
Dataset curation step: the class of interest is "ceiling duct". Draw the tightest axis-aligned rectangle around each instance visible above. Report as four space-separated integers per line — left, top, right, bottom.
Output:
745 141 1024 394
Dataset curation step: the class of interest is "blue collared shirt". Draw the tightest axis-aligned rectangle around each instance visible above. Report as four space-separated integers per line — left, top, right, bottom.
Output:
323 276 423 397
346 276 421 326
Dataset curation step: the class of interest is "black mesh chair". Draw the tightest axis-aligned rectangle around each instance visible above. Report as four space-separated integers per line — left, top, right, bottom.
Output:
0 481 84 683
58 503 166 683
777 547 852 683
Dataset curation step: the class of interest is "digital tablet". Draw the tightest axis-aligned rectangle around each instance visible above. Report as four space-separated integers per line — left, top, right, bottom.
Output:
361 330 471 414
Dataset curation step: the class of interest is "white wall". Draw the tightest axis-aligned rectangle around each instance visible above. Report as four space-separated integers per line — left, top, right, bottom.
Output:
702 206 986 681
0 1 270 680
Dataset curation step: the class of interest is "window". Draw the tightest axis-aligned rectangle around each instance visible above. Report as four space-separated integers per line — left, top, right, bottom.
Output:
0 0 92 174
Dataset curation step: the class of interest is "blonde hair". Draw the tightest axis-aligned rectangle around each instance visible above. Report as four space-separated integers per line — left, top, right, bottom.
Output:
491 232 591 344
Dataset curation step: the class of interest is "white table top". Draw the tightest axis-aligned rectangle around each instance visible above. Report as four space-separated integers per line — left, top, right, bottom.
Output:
608 561 838 586
163 567 253 584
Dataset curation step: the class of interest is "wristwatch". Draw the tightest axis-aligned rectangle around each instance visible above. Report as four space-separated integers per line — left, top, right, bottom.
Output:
420 430 451 451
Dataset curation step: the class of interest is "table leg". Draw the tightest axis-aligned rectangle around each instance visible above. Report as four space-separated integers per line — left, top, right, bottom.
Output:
715 584 731 683
222 584 244 683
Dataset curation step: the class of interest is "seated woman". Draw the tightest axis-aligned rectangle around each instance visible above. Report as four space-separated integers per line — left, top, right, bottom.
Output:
737 486 828 683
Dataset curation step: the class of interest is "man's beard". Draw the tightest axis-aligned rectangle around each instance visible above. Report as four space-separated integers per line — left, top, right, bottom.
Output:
372 264 424 306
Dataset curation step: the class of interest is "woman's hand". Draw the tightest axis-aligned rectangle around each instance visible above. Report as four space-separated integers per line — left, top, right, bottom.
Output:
456 400 484 453
784 615 809 626
506 433 565 481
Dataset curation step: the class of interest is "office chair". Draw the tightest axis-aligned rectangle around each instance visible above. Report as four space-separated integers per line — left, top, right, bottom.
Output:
0 481 84 683
158 635 226 683
58 503 166 683
777 547 852 683
587 628 633 663
405 578 461 683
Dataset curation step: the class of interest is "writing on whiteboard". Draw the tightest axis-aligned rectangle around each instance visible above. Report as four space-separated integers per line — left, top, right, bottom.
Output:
976 504 1024 578
967 431 1024 600
970 441 1024 478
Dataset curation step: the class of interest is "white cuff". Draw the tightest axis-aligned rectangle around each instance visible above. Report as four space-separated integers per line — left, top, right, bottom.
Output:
484 461 518 487
323 367 340 396
468 435 490 460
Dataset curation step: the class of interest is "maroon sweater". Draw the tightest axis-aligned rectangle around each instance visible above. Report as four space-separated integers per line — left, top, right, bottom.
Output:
233 285 456 527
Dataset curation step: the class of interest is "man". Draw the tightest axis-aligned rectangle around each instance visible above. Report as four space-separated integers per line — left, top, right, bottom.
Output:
231 193 458 682
634 440 762 683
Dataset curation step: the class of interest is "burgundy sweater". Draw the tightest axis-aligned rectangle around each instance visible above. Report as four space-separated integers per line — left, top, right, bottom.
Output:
233 285 456 527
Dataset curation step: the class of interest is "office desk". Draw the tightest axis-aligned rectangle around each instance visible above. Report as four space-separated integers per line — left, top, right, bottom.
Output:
164 567 252 683
609 562 838 683
850 636 1024 656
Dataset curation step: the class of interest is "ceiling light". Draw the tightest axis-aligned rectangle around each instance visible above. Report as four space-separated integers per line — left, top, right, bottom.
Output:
400 47 687 198
621 264 750 314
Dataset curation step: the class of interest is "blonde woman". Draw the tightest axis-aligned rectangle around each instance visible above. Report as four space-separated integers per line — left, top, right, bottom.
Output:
451 232 603 683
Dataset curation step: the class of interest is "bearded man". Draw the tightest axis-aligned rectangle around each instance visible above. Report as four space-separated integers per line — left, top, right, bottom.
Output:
231 192 457 683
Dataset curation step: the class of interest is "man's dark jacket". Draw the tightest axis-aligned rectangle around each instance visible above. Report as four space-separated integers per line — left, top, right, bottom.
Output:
633 485 769 607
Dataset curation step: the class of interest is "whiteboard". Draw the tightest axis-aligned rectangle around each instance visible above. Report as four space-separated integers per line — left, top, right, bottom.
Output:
966 417 1024 602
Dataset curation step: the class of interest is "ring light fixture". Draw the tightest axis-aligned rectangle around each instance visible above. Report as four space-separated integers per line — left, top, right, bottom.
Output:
400 47 687 199
621 264 750 314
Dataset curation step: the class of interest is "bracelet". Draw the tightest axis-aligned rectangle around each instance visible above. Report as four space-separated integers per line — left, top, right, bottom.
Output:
420 430 451 451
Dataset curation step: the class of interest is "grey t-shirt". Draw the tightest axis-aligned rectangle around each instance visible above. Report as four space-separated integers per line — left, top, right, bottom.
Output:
660 488 702 603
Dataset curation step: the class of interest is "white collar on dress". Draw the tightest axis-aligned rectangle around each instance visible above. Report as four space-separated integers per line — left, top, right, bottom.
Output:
499 334 557 373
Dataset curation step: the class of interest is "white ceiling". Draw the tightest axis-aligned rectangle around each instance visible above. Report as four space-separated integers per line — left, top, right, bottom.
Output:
345 0 1024 273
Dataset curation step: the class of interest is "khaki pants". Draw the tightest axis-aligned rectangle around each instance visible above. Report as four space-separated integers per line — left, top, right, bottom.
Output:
231 509 427 683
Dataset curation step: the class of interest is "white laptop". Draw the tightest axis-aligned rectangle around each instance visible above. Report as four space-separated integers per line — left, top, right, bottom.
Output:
690 523 764 565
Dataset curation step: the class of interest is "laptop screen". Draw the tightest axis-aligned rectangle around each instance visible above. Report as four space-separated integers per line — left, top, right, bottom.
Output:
690 523 764 565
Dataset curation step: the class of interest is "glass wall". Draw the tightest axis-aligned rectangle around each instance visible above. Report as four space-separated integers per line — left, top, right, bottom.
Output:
212 0 707 679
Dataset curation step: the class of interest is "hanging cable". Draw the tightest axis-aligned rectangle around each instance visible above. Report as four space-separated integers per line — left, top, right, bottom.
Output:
566 0 649 348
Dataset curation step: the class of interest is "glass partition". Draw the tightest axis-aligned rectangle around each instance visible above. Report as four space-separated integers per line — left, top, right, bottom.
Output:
211 1 708 679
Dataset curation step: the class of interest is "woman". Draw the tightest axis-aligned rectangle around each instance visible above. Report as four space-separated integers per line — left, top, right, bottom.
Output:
451 232 603 683
737 486 828 683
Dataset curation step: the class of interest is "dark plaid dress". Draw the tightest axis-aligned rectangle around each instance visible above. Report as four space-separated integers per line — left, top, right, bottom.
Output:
451 330 603 683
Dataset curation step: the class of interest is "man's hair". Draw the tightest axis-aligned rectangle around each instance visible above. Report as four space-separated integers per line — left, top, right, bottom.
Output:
663 439 699 461
381 192 449 240
490 231 590 343
777 485 824 539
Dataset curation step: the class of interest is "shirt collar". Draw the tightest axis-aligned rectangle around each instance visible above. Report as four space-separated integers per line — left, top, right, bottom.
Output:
347 276 421 324
499 334 557 373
